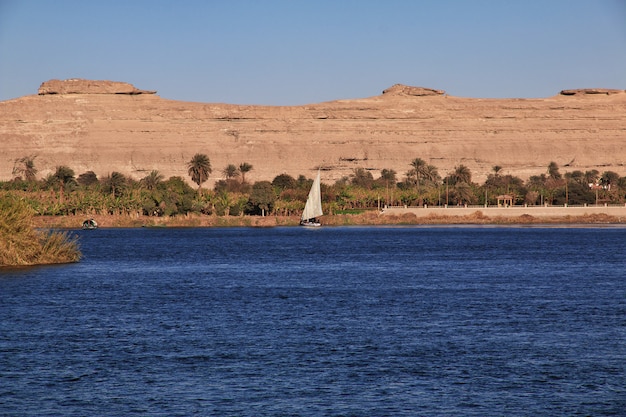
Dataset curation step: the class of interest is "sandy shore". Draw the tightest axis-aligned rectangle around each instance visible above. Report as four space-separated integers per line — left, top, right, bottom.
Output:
31 205 626 229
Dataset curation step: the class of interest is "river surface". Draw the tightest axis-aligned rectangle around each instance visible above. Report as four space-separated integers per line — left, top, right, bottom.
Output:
1 226 625 416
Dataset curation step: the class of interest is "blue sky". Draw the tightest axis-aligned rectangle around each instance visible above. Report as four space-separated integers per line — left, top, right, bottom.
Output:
1 0 624 105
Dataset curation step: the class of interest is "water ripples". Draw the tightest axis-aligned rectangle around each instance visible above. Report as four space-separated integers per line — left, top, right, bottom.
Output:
1 227 625 416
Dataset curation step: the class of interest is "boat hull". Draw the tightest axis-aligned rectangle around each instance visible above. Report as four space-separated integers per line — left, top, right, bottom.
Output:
300 220 321 227
82 219 98 230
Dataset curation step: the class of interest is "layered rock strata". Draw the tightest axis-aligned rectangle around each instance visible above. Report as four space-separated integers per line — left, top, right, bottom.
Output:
38 79 156 95
1 79 625 185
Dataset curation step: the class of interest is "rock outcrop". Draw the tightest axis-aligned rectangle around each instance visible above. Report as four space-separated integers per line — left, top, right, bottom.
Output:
560 88 625 96
38 78 156 95
382 84 445 96
2 80 625 186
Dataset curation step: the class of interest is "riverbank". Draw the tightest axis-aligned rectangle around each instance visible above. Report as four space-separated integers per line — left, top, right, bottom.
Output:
31 205 626 229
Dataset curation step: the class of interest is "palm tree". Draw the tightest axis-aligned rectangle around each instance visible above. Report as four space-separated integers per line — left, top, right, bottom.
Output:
104 171 127 198
222 164 240 180
50 165 76 202
238 162 253 183
453 182 475 205
141 170 164 191
187 153 212 190
409 158 427 204
452 164 472 184
12 155 38 182
423 164 440 183
215 190 233 216
379 168 397 206
409 158 426 183
379 169 397 184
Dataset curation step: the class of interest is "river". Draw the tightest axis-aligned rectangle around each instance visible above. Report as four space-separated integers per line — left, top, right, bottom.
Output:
1 226 625 416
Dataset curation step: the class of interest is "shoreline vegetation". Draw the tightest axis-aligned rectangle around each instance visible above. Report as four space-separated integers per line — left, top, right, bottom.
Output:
0 197 81 267
3 158 625 267
31 207 626 229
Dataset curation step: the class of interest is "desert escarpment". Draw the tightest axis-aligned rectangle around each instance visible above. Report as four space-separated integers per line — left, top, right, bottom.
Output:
1 79 625 185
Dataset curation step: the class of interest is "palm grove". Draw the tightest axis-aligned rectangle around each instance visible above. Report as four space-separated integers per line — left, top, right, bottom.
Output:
3 154 625 218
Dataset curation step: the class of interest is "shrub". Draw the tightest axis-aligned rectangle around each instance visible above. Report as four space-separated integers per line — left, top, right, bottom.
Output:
0 196 81 266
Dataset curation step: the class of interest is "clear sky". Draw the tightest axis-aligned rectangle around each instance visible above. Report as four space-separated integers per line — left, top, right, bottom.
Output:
1 0 624 105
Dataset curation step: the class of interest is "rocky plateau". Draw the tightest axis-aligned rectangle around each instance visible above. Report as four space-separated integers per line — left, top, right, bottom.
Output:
1 78 625 186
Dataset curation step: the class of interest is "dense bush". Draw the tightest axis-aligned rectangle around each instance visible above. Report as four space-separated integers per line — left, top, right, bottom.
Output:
0 196 81 266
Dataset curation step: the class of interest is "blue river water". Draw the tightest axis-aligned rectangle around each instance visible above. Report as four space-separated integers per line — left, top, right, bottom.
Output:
1 226 625 416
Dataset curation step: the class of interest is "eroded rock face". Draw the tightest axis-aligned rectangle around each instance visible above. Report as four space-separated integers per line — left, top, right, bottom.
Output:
2 81 625 186
560 88 625 96
382 84 445 96
38 79 156 95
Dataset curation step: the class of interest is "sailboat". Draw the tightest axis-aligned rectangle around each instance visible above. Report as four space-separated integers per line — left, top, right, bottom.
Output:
300 170 323 227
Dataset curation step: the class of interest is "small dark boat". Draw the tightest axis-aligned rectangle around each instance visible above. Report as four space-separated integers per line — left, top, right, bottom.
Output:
82 219 98 230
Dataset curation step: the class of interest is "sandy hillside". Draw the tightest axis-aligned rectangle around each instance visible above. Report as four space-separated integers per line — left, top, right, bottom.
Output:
1 79 625 185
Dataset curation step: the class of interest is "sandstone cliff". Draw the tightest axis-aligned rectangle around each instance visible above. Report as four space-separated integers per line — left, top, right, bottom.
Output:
38 78 156 95
1 79 625 185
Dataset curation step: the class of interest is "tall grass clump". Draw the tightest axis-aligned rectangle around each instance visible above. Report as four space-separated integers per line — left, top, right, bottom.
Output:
0 196 81 266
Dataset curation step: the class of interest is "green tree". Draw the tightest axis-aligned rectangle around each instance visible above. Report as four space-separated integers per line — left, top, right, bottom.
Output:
556 180 595 205
600 171 619 190
160 176 196 215
599 171 622 203
246 181 276 216
566 170 585 185
296 175 311 189
584 170 600 185
548 161 562 180
351 167 374 189
375 168 398 205
272 173 297 191
77 171 99 187
187 153 212 190
484 173 526 205
526 174 547 205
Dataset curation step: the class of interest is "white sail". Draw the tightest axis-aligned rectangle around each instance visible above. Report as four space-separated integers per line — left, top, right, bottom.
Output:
301 170 323 221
